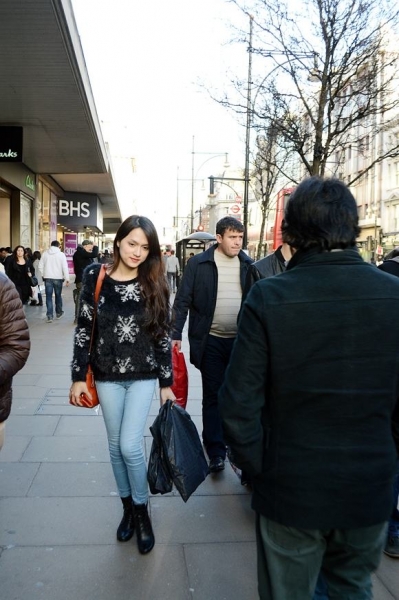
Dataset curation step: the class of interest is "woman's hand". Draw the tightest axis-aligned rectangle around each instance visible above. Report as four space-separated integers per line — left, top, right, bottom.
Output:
69 381 91 407
159 386 176 406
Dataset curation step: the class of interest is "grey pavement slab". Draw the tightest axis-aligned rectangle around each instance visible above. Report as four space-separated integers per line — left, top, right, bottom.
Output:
20 435 109 462
0 544 192 600
54 415 107 436
20 363 72 375
0 436 32 462
37 403 101 416
35 374 72 389
6 415 59 436
0 462 40 496
27 462 115 497
11 386 48 399
11 373 42 386
375 557 399 599
8 397 44 416
372 574 396 600
150 495 256 544
0 497 120 545
184 542 258 600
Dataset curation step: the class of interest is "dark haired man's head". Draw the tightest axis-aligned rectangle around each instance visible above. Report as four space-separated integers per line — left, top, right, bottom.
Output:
282 177 360 252
51 240 60 247
215 216 244 258
216 216 244 237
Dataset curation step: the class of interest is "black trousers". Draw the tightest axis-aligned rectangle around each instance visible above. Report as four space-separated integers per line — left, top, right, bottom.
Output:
199 335 235 459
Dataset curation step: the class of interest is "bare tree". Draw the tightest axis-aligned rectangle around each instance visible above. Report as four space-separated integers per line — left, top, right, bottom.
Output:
225 0 399 186
251 124 294 258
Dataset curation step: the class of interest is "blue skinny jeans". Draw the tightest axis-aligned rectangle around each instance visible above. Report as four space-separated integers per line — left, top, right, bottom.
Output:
96 379 156 505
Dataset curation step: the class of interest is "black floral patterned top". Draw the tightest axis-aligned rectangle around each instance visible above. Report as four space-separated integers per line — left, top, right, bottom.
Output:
71 263 173 387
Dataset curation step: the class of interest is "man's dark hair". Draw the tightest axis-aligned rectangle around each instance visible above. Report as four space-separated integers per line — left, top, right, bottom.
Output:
216 216 244 237
51 240 60 247
282 177 360 251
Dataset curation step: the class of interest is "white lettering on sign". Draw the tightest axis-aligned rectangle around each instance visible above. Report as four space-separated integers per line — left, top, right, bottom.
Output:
64 247 75 257
0 149 18 158
59 200 90 218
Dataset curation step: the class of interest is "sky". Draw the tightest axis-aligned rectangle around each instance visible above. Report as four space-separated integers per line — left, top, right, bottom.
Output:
70 0 249 235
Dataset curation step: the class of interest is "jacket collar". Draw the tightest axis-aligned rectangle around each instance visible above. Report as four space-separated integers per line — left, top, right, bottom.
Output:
286 247 363 270
197 243 252 264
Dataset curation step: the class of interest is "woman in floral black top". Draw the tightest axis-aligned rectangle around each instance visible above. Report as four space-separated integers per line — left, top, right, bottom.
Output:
70 215 175 555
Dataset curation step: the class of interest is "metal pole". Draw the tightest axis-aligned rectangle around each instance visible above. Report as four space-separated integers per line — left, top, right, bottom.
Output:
176 166 179 242
243 15 253 250
191 135 195 233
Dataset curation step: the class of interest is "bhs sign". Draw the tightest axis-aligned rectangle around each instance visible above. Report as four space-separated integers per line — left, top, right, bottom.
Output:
59 200 91 218
57 194 103 232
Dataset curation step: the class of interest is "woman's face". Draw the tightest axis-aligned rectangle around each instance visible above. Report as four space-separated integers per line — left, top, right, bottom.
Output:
16 247 25 258
117 227 150 271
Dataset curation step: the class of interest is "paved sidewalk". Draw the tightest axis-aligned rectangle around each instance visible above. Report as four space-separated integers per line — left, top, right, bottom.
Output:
0 287 398 599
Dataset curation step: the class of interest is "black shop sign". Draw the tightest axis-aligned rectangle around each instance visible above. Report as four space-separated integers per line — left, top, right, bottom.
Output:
0 126 23 162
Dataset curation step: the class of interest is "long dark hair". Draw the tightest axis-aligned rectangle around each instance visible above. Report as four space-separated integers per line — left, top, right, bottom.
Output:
110 215 170 339
12 245 26 261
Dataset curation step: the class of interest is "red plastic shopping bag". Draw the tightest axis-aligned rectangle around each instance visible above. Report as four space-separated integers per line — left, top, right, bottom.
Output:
171 345 188 409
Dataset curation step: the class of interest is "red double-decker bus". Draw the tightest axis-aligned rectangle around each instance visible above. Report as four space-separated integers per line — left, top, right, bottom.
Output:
273 187 294 250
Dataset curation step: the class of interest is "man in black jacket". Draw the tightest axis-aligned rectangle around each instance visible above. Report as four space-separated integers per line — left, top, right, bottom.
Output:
72 240 99 323
172 216 253 473
242 242 292 302
219 177 399 599
378 248 399 559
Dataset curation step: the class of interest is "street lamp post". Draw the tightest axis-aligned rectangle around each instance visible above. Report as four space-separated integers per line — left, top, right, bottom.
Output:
175 168 207 241
190 135 229 233
243 14 253 250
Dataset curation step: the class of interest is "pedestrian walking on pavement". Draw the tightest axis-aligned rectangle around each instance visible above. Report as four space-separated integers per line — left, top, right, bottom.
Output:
166 249 180 293
69 215 175 555
31 251 44 306
172 216 253 474
5 245 36 304
0 271 30 450
219 177 399 600
72 239 99 323
378 248 399 559
38 240 70 323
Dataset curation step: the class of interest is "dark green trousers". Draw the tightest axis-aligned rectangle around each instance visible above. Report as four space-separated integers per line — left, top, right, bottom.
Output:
256 514 387 600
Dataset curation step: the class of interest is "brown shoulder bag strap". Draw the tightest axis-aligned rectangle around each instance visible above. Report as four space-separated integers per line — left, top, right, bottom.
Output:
87 265 106 357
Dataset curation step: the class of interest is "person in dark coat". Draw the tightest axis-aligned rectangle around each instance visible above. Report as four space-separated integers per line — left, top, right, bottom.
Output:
219 177 399 600
0 272 30 450
242 242 292 302
378 247 399 277
5 245 35 304
72 240 99 323
378 247 399 559
172 216 253 473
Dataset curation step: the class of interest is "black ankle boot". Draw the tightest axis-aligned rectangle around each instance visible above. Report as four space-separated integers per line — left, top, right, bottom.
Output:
117 496 135 542
134 503 155 554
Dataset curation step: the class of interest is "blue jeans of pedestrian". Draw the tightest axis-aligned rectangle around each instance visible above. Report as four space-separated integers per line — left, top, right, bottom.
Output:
44 278 63 319
256 514 387 600
96 379 156 504
200 335 235 460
